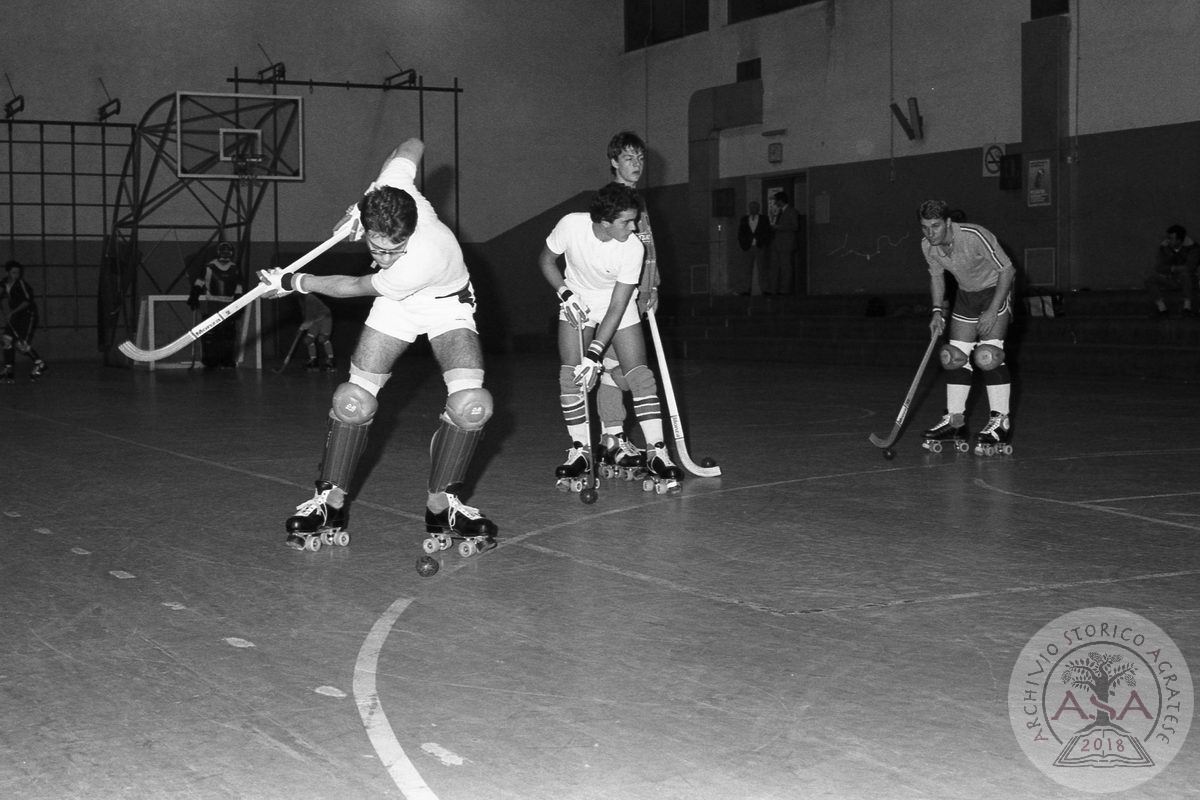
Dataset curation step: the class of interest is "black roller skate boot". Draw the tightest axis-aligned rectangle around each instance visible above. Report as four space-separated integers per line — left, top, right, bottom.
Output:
642 442 682 495
304 357 320 371
285 480 350 552
423 489 497 558
922 411 969 454
974 411 1013 456
555 442 592 493
597 432 644 480
30 360 47 379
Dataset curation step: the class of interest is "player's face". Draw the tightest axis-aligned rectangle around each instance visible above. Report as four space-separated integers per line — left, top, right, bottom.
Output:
600 209 640 242
611 147 644 186
921 217 950 246
366 231 409 268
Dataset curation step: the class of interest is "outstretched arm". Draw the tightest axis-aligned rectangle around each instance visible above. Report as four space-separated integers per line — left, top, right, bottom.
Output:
384 138 424 171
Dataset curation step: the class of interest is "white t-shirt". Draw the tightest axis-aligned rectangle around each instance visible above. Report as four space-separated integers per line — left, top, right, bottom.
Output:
367 156 469 301
545 212 644 310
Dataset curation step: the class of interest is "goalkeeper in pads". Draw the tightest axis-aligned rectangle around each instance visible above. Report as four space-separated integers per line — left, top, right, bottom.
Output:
258 138 496 551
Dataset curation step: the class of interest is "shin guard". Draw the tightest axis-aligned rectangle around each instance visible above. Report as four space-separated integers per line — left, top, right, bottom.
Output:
428 416 484 494
319 415 371 490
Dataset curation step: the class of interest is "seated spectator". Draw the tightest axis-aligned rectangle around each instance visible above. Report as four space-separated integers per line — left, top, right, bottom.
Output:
1145 224 1198 318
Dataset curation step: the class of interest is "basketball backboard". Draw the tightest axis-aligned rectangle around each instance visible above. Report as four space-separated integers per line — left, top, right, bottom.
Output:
176 92 303 181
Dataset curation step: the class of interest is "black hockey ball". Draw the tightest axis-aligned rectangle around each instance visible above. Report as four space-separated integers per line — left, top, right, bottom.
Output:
701 457 717 468
883 448 895 461
580 488 599 505
416 555 439 577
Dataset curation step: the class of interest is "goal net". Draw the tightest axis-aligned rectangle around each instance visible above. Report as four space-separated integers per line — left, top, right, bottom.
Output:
132 294 263 370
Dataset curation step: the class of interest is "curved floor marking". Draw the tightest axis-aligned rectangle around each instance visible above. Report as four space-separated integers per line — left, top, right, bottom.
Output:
353 597 439 800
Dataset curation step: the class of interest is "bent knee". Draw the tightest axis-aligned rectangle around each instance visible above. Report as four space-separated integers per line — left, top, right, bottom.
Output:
624 364 657 395
331 382 379 425
444 387 493 430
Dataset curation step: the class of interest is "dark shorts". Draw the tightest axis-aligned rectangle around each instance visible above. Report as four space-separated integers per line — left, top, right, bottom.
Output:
950 287 1011 323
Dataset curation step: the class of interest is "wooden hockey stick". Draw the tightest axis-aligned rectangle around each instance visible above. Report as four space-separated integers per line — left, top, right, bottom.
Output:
645 307 722 477
868 329 940 449
118 219 355 363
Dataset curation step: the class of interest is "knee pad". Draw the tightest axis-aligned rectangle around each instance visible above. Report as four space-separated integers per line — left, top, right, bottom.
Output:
939 343 969 370
607 363 630 392
624 364 658 396
331 382 379 426
973 341 1006 371
444 387 493 431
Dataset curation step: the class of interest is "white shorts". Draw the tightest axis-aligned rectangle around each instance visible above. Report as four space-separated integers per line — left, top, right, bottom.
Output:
559 289 641 332
365 282 479 343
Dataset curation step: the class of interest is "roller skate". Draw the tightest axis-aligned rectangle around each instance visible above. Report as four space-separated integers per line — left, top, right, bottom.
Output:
422 492 497 558
974 411 1013 456
30 360 47 379
285 480 350 552
304 357 320 371
555 442 593 493
0 365 13 384
321 358 337 373
642 442 682 495
922 411 970 454
597 432 644 481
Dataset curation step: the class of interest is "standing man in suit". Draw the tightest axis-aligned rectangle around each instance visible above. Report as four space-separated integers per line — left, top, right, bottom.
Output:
736 201 772 295
767 192 801 294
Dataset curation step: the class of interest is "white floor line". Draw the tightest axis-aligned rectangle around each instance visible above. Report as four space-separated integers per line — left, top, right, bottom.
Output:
354 597 439 800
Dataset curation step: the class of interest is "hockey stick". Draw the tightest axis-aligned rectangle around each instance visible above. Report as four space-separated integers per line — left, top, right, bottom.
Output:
645 307 722 477
868 328 940 449
117 218 355 363
272 327 305 373
575 324 599 505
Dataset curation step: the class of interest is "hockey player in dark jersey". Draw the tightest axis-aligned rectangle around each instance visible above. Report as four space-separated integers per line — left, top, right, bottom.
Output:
188 242 244 369
1 260 48 382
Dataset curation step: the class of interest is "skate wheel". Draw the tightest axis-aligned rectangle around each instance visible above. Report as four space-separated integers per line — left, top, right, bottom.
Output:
955 440 970 453
642 479 654 493
458 541 476 557
304 535 322 553
319 530 334 546
332 530 350 547
930 441 943 454
1001 444 1013 455
437 534 452 551
570 478 584 492
580 488 598 505
422 538 439 555
655 482 667 495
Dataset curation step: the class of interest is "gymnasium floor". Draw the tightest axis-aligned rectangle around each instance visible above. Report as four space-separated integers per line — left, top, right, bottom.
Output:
1 350 1197 800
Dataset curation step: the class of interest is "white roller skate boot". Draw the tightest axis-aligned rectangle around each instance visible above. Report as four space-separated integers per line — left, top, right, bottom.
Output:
974 411 1013 456
642 442 682 495
555 442 592 493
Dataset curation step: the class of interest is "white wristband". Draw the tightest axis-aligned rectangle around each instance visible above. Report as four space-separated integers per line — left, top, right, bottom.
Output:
294 273 311 294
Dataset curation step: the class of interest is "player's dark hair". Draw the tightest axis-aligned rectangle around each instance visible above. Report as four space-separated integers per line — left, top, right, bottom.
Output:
919 199 951 221
360 186 418 242
589 182 641 224
1167 223 1187 239
774 192 790 205
3 259 19 271
607 131 646 174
